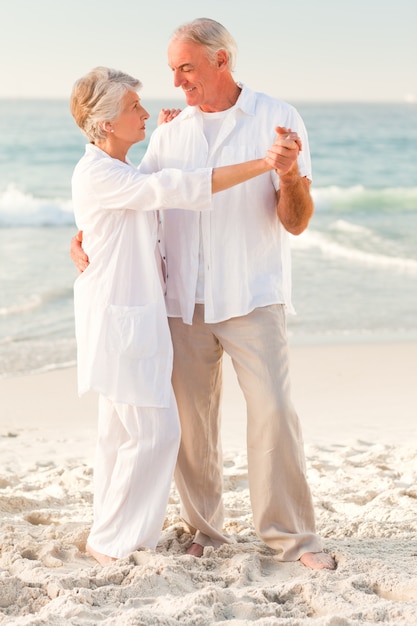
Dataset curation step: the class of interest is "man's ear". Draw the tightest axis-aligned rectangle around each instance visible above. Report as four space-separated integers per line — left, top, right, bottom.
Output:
216 49 228 69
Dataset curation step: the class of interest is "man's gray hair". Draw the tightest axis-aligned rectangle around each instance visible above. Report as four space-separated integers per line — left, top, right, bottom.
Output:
170 18 237 71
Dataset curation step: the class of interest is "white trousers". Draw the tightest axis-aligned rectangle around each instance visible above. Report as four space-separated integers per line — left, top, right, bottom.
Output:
87 392 181 559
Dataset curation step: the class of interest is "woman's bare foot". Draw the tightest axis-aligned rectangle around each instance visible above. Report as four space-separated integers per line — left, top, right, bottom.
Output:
86 543 117 566
300 551 336 570
186 542 204 557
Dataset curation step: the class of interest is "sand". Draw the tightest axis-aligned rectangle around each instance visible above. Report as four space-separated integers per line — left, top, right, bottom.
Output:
0 342 416 625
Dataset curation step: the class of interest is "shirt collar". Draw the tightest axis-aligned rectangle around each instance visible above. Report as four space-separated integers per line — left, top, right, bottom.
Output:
180 83 256 119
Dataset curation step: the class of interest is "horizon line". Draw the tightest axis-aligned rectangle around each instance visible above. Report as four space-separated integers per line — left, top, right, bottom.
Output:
0 96 414 105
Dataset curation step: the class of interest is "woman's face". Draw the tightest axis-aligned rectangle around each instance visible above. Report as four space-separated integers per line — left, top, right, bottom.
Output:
111 90 150 145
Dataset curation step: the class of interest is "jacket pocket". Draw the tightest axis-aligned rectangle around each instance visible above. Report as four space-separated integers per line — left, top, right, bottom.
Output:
104 304 158 359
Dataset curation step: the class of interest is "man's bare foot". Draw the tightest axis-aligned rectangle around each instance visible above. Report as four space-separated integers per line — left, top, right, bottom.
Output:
300 551 336 570
86 543 117 566
186 543 204 557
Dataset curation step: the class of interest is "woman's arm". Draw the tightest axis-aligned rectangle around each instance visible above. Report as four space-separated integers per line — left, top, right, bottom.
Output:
212 158 271 193
70 128 292 271
211 132 287 193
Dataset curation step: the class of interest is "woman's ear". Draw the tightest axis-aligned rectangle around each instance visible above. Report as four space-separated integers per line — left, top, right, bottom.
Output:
101 122 114 133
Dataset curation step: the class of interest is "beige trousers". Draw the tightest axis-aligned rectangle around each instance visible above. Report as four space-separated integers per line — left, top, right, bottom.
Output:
169 304 322 561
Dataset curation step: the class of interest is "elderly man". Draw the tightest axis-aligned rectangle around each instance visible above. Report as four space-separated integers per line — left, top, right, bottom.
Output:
72 18 336 570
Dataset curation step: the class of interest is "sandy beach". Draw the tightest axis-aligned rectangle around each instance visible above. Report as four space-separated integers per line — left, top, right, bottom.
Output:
1 341 416 625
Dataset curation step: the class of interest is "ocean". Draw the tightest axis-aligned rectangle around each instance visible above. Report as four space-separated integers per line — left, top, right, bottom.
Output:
1 99 416 378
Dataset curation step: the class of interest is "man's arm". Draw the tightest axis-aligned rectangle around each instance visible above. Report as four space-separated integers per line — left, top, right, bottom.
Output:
277 169 313 235
273 126 314 236
70 231 89 273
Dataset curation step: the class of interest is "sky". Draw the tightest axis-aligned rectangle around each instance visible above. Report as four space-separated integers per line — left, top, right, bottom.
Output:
1 0 416 103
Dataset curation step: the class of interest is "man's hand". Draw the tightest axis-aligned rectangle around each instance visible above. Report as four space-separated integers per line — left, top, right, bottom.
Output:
265 126 302 177
70 230 89 273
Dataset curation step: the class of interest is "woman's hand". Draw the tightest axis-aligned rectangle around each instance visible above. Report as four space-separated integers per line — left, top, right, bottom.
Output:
157 108 182 126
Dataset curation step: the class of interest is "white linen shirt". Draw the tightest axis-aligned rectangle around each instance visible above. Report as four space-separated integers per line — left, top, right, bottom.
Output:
72 144 212 407
139 84 312 324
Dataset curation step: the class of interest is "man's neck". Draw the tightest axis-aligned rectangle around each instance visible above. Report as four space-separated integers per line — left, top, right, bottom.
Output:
199 82 242 113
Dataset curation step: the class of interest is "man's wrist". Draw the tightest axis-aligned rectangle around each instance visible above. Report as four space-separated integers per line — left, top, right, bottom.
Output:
279 168 300 187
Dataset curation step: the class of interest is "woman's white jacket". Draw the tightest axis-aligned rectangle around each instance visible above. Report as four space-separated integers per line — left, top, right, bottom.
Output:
72 144 212 407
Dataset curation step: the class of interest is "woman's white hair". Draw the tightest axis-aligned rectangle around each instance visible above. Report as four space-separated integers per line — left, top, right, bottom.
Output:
170 18 238 71
70 66 142 143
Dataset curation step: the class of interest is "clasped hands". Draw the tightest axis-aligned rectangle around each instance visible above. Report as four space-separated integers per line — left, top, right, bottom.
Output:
265 126 302 176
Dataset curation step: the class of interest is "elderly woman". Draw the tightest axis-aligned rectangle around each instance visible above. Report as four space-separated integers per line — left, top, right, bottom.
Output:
70 66 286 565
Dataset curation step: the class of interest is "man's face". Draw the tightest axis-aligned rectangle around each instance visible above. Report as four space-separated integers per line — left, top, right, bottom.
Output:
168 39 222 112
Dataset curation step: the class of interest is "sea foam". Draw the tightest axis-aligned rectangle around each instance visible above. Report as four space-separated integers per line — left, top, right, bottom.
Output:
0 184 75 227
